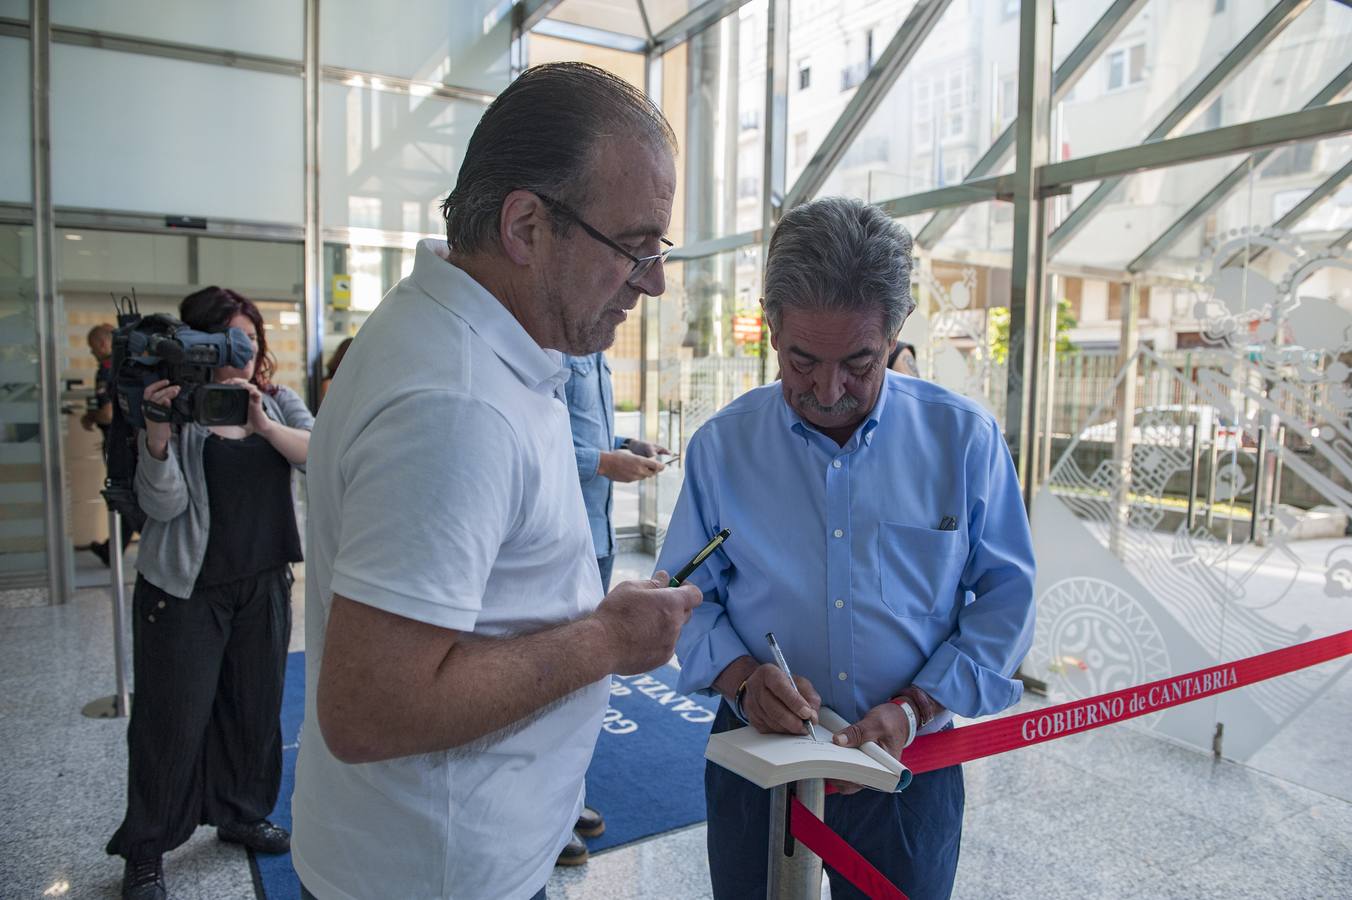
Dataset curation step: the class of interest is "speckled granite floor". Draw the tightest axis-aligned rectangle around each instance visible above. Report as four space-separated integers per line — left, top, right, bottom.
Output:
3 552 1348 899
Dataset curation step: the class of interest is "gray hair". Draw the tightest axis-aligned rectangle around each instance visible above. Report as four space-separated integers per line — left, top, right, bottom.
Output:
763 197 914 339
441 62 676 256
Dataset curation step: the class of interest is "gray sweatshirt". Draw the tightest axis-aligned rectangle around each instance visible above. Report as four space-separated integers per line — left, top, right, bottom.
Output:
134 385 314 598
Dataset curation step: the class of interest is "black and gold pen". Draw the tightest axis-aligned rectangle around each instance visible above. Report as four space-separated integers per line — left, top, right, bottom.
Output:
668 528 731 586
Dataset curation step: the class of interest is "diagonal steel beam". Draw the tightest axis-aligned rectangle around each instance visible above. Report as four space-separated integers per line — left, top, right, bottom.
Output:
1330 226 1352 249
914 0 1149 248
651 0 756 52
517 0 567 33
781 0 954 211
1229 156 1352 265
1048 0 1312 259
1129 60 1352 273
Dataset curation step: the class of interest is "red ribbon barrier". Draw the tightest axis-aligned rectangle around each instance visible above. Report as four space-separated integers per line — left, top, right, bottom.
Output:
789 796 908 900
787 628 1352 899
902 627 1352 775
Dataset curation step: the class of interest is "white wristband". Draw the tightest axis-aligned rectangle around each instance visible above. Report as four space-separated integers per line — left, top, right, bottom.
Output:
897 699 918 748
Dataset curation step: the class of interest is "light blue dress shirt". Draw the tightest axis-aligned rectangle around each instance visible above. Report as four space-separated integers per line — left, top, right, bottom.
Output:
564 353 628 559
656 372 1036 734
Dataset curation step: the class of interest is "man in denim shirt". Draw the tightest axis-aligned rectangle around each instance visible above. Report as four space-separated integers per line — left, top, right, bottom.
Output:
564 352 669 591
560 350 669 866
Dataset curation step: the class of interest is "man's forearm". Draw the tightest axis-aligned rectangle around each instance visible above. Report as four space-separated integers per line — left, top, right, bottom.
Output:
319 597 618 764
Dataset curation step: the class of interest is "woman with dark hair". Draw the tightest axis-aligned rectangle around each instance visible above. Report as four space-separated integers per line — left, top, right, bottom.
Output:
319 335 353 403
107 286 313 900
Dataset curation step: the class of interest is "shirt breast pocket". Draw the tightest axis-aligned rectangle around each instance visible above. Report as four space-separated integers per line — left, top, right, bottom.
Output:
566 357 597 410
877 521 967 619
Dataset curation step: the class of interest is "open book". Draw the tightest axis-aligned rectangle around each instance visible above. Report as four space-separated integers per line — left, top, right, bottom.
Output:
705 706 913 793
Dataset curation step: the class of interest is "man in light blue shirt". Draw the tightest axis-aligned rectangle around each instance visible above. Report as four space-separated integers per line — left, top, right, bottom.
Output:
564 352 668 591
656 197 1035 900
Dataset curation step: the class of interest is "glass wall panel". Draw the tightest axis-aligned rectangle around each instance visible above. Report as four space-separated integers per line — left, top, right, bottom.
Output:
322 0 510 92
527 33 647 84
0 224 44 586
786 0 918 193
651 249 766 547
667 0 766 245
50 46 303 224
804 0 1025 202
1057 0 1352 162
320 81 485 233
1033 137 1352 799
549 0 649 38
0 35 30 204
0 0 27 18
643 0 705 34
51 0 302 60
1146 135 1352 276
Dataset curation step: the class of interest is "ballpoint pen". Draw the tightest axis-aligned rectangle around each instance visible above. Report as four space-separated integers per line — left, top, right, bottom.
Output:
668 528 731 586
765 631 819 741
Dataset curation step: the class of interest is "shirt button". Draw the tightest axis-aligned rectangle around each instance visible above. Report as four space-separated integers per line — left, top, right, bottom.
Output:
835 599 844 608
832 459 842 469
157 601 166 609
833 528 844 538
838 672 848 681
147 614 156 623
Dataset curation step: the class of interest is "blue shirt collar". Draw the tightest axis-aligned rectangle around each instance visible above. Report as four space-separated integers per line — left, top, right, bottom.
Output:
780 377 889 452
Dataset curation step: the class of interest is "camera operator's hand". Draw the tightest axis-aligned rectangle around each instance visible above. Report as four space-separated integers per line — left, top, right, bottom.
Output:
592 572 701 674
142 380 180 460
222 377 273 437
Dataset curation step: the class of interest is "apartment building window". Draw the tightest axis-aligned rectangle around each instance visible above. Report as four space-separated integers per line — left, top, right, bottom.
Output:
793 130 809 167
1200 97 1223 131
739 107 761 132
999 74 1017 127
798 58 812 91
737 175 759 200
1003 0 1020 20
1214 0 1227 12
914 68 970 146
1106 44 1146 91
1261 143 1316 179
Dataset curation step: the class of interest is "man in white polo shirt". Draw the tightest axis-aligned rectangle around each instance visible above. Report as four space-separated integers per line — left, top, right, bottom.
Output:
293 63 701 900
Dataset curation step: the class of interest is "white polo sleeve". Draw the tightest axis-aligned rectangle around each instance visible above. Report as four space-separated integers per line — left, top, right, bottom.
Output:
329 390 523 632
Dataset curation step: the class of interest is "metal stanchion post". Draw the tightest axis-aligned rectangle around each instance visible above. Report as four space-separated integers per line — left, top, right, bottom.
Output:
82 508 132 719
1249 427 1266 543
1186 416 1201 530
767 779 825 900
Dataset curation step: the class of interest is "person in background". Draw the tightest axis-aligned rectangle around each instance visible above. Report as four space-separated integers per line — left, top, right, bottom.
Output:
888 340 919 377
107 287 313 900
83 322 135 565
657 198 1036 900
319 336 353 404
559 350 669 865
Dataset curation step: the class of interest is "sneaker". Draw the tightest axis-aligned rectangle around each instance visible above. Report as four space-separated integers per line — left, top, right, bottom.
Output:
121 856 166 900
217 819 290 854
575 806 605 839
555 832 588 867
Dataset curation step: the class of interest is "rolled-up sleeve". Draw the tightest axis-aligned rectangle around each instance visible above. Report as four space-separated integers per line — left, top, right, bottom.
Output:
657 430 751 696
912 419 1036 718
574 444 601 483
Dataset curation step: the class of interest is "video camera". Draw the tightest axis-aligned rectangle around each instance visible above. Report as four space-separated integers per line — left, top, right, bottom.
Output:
112 306 254 430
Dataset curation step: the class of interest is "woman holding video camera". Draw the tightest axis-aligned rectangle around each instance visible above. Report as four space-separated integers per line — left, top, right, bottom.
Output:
107 286 312 900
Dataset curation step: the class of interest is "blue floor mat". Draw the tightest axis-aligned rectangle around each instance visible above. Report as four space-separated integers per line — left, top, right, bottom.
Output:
257 653 717 898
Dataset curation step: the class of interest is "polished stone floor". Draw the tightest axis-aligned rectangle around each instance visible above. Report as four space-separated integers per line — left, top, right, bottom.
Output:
3 551 1349 899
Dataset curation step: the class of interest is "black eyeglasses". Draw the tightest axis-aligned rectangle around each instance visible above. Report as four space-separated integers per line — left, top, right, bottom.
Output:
536 192 673 285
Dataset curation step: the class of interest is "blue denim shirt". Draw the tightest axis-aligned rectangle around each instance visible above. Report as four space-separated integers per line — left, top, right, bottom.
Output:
655 373 1036 733
564 353 628 558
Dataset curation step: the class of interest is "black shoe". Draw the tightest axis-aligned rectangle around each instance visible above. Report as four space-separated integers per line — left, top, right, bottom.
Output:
90 540 111 567
218 819 290 854
555 832 589 867
122 856 166 900
575 806 605 839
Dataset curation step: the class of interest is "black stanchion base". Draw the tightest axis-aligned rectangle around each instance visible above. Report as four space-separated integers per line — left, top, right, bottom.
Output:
81 694 132 719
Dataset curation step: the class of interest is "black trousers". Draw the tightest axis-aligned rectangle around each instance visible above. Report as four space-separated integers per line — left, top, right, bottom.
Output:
106 567 292 861
705 702 965 900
